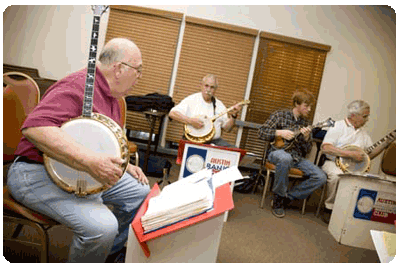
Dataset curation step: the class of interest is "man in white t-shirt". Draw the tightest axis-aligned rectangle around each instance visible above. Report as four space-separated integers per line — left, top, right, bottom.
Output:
169 74 242 147
320 100 391 223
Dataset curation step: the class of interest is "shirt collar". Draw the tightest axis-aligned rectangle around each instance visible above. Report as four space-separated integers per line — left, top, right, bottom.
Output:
95 67 113 99
345 117 362 134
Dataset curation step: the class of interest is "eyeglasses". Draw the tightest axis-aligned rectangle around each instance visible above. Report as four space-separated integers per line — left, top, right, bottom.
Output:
120 62 142 75
203 83 217 90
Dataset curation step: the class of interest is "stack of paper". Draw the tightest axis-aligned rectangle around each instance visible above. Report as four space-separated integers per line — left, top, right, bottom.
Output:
141 166 243 233
141 175 214 233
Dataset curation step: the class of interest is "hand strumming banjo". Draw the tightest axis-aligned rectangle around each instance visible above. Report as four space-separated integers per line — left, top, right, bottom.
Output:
184 100 250 143
336 129 396 173
44 6 130 197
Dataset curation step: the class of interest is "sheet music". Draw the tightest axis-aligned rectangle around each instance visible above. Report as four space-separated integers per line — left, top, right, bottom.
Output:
141 166 243 233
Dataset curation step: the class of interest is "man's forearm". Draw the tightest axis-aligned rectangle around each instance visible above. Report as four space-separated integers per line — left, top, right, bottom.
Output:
22 126 93 171
168 110 192 125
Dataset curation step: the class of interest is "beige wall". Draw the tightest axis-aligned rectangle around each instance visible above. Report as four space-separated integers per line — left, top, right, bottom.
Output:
3 5 395 174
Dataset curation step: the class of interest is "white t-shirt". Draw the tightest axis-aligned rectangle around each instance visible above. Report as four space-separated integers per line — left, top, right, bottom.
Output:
170 92 229 140
322 118 373 160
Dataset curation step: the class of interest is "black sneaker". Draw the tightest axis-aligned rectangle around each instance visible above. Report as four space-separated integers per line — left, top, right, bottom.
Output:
271 194 286 218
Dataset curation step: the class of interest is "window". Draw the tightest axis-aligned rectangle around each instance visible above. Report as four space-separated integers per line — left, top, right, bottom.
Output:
165 16 258 144
105 5 182 134
240 31 331 157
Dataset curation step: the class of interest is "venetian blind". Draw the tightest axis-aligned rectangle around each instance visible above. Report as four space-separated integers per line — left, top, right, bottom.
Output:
165 16 258 144
240 31 331 157
105 5 182 134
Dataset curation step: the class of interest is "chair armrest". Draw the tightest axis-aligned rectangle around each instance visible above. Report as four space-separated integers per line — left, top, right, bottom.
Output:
128 141 139 166
128 141 137 154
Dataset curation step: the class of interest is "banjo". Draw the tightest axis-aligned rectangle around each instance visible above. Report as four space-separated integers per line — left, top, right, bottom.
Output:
184 100 250 143
44 6 130 197
271 118 335 151
336 129 396 173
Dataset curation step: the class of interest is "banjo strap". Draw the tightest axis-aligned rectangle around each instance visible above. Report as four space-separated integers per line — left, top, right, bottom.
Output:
211 96 216 115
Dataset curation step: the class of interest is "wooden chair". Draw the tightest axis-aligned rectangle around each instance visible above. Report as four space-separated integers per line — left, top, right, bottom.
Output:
118 97 139 166
3 72 40 162
381 140 396 177
3 72 61 262
253 141 308 214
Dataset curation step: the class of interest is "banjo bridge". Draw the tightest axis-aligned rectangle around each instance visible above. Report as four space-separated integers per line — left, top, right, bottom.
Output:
76 179 88 197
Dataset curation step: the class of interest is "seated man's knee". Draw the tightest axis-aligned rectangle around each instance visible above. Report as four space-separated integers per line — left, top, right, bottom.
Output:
277 153 293 166
83 215 119 242
139 184 151 199
319 171 328 185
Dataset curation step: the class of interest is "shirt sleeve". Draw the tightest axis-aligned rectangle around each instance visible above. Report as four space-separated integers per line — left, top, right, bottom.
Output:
21 80 83 130
258 111 280 142
169 95 190 116
294 118 313 155
216 99 230 127
321 122 342 147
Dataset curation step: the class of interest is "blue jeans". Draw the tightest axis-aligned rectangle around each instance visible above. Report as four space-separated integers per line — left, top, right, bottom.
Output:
7 162 150 263
267 150 327 200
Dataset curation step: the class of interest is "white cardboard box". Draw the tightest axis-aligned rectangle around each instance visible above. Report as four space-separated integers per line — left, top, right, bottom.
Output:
329 174 396 250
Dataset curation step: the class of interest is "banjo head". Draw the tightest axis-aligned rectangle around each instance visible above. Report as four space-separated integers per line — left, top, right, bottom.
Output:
336 145 370 173
184 115 214 138
44 114 129 196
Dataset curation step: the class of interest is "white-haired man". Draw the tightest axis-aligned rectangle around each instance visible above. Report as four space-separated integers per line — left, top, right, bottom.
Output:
169 74 242 147
320 100 392 223
7 38 150 262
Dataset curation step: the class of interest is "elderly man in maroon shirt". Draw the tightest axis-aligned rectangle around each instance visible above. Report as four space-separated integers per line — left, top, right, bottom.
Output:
7 38 150 263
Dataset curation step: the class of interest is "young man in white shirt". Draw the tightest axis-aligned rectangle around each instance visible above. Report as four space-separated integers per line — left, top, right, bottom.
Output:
169 74 242 147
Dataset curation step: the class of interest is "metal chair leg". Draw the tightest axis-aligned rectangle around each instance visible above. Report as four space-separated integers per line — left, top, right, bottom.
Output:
260 170 271 208
301 199 307 215
252 172 262 194
315 183 326 216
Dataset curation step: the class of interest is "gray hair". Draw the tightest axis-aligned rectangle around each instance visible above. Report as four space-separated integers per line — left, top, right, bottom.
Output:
347 100 370 117
201 74 218 89
98 38 138 65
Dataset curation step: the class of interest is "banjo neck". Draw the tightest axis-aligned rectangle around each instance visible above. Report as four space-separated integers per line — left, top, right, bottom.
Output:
365 129 396 155
82 6 108 118
210 100 250 122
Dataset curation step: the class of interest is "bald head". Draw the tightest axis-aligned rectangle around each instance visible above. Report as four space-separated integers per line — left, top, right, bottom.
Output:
97 38 143 98
99 38 140 66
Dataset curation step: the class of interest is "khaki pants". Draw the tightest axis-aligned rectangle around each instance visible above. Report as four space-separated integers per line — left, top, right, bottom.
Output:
321 160 344 210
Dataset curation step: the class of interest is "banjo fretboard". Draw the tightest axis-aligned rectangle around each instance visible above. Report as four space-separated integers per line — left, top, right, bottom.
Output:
82 14 101 117
366 129 396 154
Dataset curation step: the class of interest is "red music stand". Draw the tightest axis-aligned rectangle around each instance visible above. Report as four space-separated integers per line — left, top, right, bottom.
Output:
126 182 234 262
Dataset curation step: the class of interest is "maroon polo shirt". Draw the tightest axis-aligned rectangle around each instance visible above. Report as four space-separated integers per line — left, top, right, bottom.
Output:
14 67 122 163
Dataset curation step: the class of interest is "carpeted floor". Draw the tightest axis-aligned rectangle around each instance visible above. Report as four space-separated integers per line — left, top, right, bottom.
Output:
3 153 380 263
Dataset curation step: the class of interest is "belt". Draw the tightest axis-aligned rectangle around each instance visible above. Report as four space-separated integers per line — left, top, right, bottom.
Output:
14 156 42 165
